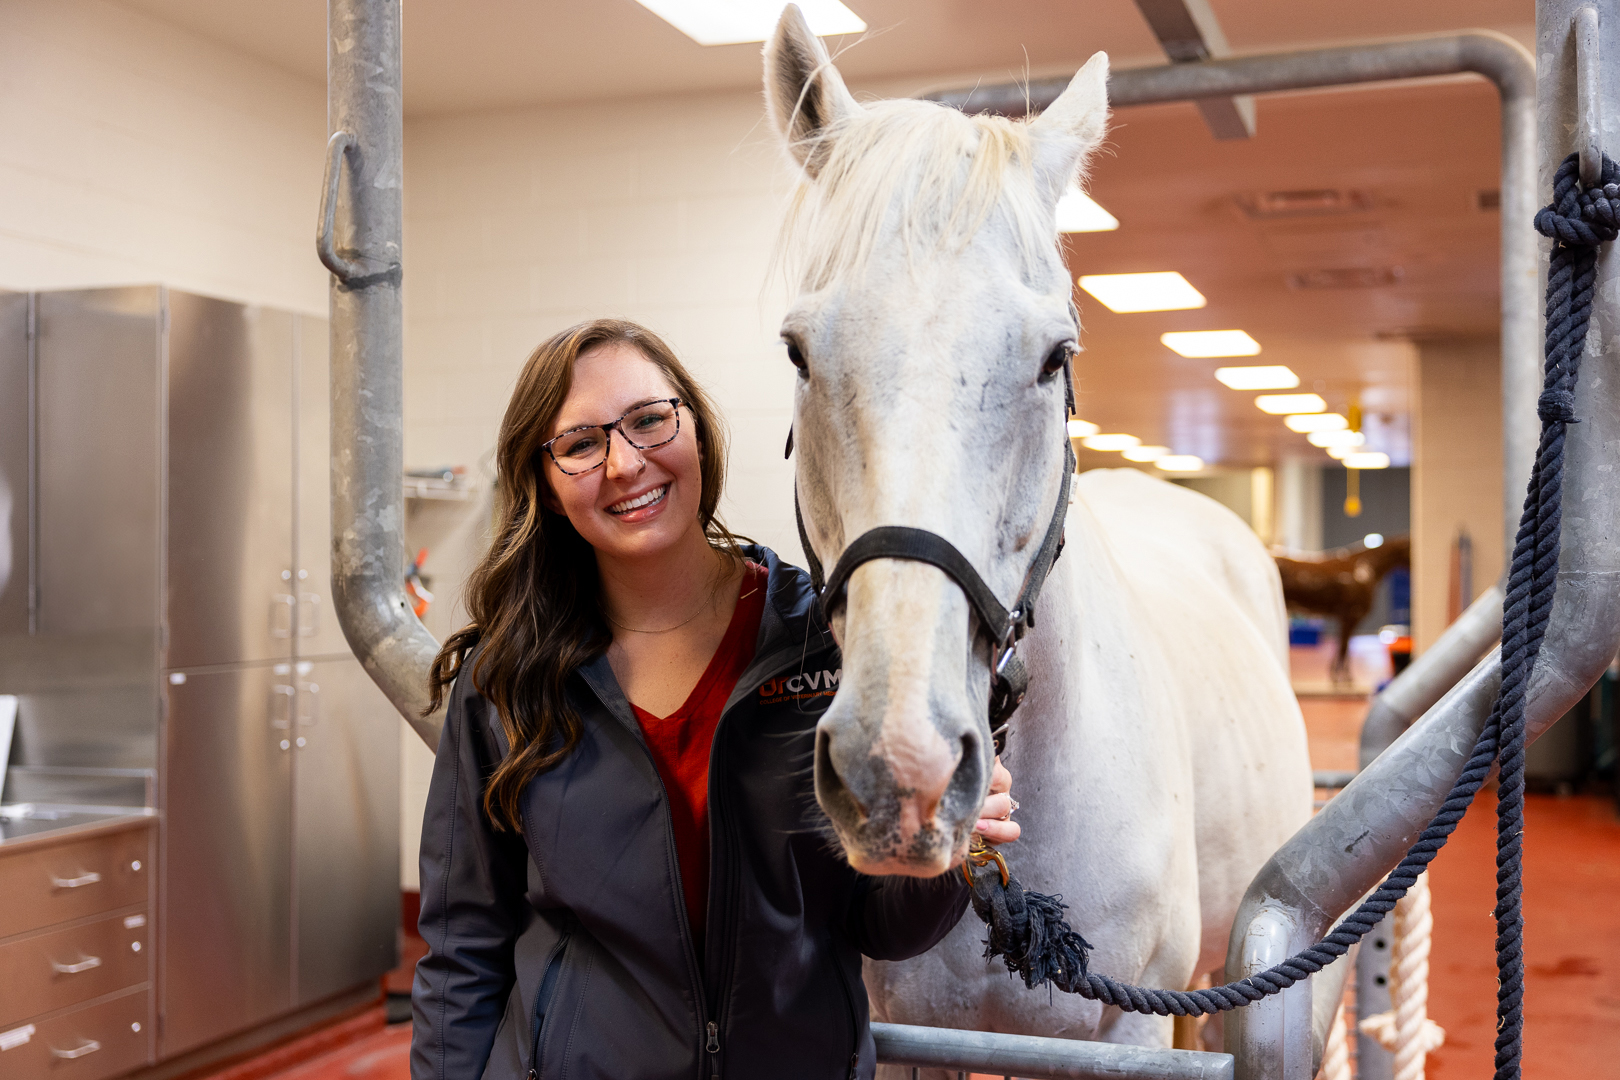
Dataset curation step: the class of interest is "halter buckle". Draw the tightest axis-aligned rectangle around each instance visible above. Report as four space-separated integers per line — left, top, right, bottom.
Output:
962 835 1010 888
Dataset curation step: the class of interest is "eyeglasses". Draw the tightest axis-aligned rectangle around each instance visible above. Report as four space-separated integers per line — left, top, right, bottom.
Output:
542 398 684 475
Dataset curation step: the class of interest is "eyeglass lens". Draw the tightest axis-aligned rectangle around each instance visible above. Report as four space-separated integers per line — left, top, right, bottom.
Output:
550 401 680 473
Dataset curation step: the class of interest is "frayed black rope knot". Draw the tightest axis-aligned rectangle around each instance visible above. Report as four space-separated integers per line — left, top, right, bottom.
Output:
963 152 1614 1080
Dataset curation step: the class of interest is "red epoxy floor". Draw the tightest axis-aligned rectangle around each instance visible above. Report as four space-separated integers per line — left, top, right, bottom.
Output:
201 676 1619 1080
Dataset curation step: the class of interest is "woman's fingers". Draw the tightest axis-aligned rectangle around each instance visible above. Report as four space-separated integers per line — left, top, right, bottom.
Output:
975 754 1020 844
988 756 1012 796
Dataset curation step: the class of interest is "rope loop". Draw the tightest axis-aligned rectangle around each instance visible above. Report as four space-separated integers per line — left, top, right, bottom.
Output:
965 155 1614 1080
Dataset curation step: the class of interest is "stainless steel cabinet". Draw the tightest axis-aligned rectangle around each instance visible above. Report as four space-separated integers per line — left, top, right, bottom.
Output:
0 287 399 1066
157 664 293 1056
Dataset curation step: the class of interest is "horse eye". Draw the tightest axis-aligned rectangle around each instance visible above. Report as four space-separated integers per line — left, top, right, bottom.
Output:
785 339 808 378
1040 343 1072 381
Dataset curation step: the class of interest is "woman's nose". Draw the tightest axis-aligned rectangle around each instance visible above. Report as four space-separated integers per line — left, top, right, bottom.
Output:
603 429 645 478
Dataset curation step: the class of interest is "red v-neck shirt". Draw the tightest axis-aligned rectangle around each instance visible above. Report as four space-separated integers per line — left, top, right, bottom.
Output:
629 560 769 956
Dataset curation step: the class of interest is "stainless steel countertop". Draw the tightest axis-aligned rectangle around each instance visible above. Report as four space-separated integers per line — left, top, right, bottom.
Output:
0 803 157 848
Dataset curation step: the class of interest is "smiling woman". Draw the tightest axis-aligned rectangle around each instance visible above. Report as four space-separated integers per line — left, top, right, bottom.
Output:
410 318 1018 1080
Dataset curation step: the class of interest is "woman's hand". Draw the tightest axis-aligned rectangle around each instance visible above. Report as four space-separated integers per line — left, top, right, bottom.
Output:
974 756 1020 845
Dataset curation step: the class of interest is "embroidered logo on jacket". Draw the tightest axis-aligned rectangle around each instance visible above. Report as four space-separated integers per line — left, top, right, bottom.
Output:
758 668 841 705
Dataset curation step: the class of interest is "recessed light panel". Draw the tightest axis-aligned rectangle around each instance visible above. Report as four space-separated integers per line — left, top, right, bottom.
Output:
1077 272 1206 313
1121 445 1169 462
1214 365 1298 390
1081 433 1141 452
1162 330 1261 358
1067 419 1100 438
1308 429 1365 448
1285 412 1348 433
634 0 866 46
1155 455 1205 472
1056 185 1119 233
1255 393 1326 415
1342 451 1391 470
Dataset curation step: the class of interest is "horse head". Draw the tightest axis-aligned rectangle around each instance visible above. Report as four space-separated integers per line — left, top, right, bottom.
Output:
764 6 1110 876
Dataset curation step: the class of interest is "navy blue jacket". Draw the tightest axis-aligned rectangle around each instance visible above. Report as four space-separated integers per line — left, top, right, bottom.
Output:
411 546 970 1080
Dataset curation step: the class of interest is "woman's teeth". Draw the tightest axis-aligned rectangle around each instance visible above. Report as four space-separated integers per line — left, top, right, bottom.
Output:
608 485 668 514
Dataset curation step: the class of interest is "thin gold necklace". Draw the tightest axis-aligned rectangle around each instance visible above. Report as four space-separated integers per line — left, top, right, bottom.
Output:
603 563 736 635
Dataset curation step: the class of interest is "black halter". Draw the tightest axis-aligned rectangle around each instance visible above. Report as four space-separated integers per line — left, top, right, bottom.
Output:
790 358 1077 754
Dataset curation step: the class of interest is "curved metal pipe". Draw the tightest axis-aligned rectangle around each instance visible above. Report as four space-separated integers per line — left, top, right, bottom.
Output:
872 1022 1233 1080
1359 583 1504 770
927 29 1539 580
326 0 444 749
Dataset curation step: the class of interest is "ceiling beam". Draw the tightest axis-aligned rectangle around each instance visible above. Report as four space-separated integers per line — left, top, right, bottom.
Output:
1132 0 1256 139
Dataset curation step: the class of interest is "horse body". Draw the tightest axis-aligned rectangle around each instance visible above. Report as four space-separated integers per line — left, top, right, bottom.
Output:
1276 536 1412 679
761 5 1311 1057
863 470 1312 1051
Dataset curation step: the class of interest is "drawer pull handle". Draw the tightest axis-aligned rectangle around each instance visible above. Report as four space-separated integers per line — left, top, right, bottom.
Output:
50 871 101 889
51 955 102 974
51 1040 101 1060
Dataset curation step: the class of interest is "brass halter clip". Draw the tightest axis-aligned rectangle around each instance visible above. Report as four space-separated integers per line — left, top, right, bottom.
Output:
961 835 1010 889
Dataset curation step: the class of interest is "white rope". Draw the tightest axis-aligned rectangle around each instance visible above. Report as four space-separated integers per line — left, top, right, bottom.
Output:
1321 1003 1351 1080
1358 870 1446 1080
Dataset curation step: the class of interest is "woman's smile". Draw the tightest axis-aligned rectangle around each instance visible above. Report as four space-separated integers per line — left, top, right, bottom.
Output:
606 482 670 519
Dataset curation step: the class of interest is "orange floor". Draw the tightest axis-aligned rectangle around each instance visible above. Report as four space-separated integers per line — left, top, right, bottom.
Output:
199 654 1618 1080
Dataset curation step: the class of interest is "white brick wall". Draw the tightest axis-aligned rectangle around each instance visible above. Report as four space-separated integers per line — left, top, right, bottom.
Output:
0 0 327 313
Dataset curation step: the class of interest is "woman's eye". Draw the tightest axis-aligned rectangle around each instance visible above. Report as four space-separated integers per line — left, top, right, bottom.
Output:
1040 344 1073 381
559 434 598 459
784 339 808 377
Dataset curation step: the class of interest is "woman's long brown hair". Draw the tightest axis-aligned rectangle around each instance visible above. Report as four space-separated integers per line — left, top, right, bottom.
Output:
426 319 741 831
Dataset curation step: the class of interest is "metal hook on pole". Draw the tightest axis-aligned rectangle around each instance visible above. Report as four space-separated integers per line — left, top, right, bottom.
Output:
317 130 366 282
1576 6 1602 186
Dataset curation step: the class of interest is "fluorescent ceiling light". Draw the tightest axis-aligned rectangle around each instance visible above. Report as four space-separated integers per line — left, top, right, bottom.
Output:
1286 412 1348 433
1067 419 1100 438
1081 433 1141 452
1162 330 1261 358
1121 445 1169 462
1215 365 1298 390
1255 393 1326 415
1307 429 1365 448
1077 272 1206 313
1342 451 1391 470
1155 455 1205 472
1327 444 1355 459
633 0 866 46
1364 533 1385 548
1056 184 1119 233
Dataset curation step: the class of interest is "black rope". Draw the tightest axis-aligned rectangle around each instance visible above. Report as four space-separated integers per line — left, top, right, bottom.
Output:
967 155 1618 1074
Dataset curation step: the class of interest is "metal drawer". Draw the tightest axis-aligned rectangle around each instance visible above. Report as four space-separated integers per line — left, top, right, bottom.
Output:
0 828 151 938
0 989 150 1080
0 910 149 1028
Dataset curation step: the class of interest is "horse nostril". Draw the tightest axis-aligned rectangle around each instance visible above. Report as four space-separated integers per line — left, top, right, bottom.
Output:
815 726 868 822
944 731 984 821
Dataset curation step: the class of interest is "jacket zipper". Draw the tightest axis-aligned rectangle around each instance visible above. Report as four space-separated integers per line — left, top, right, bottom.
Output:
832 956 861 1080
527 930 572 1080
702 643 823 1080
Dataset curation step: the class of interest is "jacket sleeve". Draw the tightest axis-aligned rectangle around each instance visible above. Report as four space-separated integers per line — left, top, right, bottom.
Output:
844 870 971 962
411 678 532 1080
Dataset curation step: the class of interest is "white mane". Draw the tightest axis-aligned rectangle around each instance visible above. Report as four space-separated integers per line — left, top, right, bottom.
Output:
778 98 1064 292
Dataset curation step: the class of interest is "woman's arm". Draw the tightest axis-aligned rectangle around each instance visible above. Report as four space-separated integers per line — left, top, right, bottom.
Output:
411 682 532 1080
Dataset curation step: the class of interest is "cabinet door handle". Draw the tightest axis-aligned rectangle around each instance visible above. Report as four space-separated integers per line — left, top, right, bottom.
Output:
297 592 321 636
297 682 320 727
50 871 101 889
270 594 295 638
50 955 102 974
270 684 295 730
51 1039 101 1059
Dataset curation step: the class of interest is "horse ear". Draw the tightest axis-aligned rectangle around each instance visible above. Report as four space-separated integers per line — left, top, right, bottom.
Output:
764 3 861 178
1027 52 1111 205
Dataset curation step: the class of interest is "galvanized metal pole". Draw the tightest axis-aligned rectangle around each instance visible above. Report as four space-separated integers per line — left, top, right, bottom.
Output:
324 0 445 749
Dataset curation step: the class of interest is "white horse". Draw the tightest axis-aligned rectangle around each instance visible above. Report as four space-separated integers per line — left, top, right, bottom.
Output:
762 7 1313 1058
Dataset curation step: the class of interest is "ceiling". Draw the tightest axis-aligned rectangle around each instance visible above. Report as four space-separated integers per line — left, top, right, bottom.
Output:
112 0 1532 473
115 0 1533 116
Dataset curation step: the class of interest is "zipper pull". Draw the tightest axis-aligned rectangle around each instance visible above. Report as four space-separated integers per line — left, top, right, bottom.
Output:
706 1021 720 1054
847 1051 858 1079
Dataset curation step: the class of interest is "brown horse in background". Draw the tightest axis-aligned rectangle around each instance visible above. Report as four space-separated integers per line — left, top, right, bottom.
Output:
1275 535 1411 682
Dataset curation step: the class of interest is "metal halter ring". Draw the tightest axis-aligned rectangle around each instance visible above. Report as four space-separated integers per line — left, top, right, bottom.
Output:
962 835 1010 888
